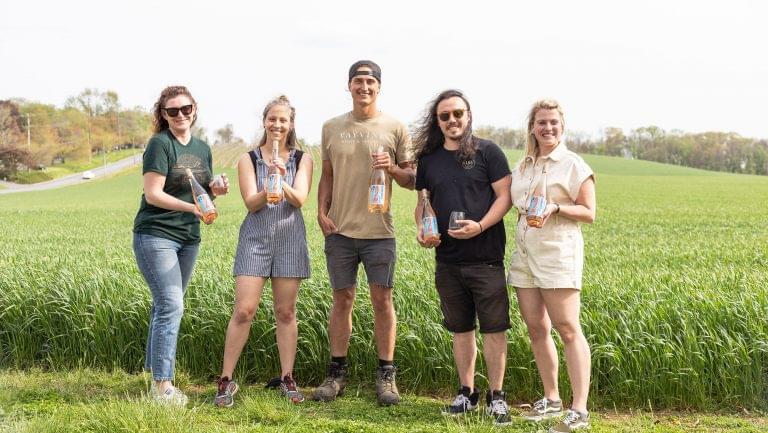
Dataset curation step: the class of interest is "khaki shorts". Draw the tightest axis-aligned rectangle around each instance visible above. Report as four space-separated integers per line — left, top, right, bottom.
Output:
507 216 584 290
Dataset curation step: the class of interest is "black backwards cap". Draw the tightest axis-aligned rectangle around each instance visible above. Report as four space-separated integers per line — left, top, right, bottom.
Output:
348 60 382 83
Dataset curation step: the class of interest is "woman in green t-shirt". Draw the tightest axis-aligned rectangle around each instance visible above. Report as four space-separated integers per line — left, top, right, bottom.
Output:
132 85 230 406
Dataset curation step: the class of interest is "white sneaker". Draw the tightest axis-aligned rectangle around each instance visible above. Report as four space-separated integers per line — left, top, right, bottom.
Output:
151 384 188 407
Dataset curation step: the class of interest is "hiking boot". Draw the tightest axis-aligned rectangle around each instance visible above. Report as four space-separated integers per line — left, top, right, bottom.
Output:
441 386 480 416
375 365 400 406
280 374 305 403
549 409 590 432
312 362 348 402
485 390 511 426
214 376 239 408
523 397 563 421
152 385 188 407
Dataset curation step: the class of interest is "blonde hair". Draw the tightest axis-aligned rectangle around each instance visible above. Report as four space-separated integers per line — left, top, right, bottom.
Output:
519 99 565 172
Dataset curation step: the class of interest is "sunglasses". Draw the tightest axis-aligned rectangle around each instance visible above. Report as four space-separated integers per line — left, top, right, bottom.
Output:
163 104 194 117
438 109 467 122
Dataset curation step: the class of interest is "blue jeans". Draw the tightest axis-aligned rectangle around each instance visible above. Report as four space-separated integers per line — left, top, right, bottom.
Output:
133 233 200 381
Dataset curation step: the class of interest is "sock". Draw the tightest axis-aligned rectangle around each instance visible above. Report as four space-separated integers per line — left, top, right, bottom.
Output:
331 356 347 366
378 359 394 368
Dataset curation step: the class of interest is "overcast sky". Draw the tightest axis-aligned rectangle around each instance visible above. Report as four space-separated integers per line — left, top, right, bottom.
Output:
1 1 765 144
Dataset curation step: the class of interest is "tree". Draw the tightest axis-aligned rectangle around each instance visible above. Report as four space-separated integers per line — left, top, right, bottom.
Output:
215 124 234 146
0 144 32 179
0 101 24 147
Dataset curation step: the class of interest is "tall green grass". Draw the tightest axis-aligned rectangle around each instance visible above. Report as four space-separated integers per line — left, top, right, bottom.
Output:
1 151 766 410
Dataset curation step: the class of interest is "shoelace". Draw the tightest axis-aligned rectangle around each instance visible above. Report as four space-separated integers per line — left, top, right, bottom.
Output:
380 369 395 384
283 376 297 391
490 399 508 415
450 394 470 407
532 398 548 412
562 410 580 425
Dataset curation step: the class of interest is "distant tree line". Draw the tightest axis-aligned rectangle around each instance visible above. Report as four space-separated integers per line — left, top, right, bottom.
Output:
475 125 768 175
0 89 152 179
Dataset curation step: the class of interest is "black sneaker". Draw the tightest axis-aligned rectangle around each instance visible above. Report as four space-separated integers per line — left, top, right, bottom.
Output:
486 390 512 426
441 386 480 416
312 362 348 402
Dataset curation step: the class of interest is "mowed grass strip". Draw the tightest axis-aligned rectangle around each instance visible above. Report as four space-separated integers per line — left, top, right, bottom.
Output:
0 369 765 433
0 150 767 410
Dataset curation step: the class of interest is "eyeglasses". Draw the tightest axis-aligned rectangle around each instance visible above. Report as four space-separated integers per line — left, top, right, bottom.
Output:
438 109 467 122
163 104 194 117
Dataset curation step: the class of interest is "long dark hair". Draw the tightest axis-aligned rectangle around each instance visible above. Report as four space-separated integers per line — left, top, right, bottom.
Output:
412 89 477 162
258 95 298 150
151 85 197 134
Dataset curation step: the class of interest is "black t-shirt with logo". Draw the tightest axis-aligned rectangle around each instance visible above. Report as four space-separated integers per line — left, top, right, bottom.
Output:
133 130 213 244
415 138 511 265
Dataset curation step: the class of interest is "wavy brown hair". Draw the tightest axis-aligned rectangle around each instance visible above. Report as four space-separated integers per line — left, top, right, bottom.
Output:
258 95 298 150
151 85 198 134
412 89 477 162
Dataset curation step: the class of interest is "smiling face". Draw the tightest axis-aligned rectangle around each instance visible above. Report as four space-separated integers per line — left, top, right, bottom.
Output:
348 66 380 107
161 95 196 136
264 104 293 144
532 108 563 155
436 96 471 144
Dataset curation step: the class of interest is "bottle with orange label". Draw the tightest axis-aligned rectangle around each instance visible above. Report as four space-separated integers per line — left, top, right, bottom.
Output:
368 145 388 213
185 168 217 224
266 141 284 204
420 189 440 242
526 167 547 228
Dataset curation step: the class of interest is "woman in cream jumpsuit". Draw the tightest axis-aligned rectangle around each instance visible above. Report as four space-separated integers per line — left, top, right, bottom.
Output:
507 100 596 433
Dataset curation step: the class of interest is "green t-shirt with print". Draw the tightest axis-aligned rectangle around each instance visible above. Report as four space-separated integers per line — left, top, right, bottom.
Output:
133 130 213 244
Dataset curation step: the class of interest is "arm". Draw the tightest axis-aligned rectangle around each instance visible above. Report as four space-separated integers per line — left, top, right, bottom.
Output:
372 152 415 190
389 161 415 189
544 176 596 224
282 153 314 208
317 159 338 236
237 153 268 213
143 172 202 218
448 174 512 239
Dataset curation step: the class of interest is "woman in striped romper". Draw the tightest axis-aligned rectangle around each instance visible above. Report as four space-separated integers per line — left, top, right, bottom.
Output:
215 96 313 407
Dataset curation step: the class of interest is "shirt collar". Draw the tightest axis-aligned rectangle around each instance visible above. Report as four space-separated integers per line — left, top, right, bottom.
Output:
540 142 568 162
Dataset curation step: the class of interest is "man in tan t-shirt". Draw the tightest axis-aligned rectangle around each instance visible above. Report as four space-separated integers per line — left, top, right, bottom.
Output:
314 60 415 406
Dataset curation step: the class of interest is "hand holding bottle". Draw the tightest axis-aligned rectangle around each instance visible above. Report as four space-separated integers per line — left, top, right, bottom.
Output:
371 148 392 172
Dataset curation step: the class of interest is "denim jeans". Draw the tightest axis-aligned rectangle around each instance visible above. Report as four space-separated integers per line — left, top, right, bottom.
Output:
133 232 200 381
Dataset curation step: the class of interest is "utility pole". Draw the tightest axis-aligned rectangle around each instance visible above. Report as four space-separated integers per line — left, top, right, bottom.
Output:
26 113 30 150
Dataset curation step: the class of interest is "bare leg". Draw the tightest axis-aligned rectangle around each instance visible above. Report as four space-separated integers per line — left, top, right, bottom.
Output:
542 289 591 412
482 332 507 391
272 277 300 377
453 331 477 389
328 287 356 357
370 284 396 360
516 288 561 401
220 276 267 379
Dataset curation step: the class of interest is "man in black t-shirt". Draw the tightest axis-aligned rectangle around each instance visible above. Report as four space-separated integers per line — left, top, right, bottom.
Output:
413 89 513 425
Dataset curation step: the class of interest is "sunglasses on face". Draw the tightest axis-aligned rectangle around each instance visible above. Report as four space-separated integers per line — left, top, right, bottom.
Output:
163 104 194 117
438 109 467 122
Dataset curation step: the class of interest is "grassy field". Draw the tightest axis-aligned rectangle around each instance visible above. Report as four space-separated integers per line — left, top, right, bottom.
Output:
1 149 767 431
0 369 764 433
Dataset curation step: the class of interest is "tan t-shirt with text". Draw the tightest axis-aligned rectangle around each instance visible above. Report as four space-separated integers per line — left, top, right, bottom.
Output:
321 112 412 239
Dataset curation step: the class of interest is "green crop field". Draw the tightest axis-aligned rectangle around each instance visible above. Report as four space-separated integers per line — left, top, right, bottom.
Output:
1 149 767 432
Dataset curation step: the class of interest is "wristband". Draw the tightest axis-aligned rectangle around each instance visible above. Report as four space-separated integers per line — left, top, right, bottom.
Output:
478 221 484 232
555 203 560 214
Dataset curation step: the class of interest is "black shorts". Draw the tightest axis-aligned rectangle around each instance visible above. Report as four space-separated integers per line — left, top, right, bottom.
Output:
324 234 396 290
434 261 510 333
